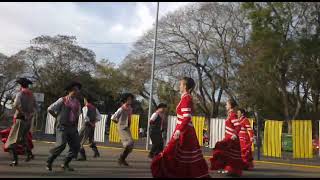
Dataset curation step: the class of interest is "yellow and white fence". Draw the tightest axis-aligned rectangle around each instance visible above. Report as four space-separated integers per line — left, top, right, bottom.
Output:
292 120 313 159
263 120 283 158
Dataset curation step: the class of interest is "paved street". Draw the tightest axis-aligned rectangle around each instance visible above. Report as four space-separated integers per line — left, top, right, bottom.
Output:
0 141 319 178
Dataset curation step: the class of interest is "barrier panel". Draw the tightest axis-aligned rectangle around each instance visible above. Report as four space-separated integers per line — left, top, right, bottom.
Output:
165 115 177 145
263 120 283 158
45 113 55 134
292 120 313 159
209 118 225 148
192 116 205 146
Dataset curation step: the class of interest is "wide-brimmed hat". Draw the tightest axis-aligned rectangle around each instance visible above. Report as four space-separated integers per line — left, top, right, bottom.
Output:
16 77 33 86
64 81 82 92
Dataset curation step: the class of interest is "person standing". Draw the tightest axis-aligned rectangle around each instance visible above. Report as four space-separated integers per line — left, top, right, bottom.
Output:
148 103 167 159
5 78 36 166
237 108 255 170
111 93 134 167
209 98 243 177
151 77 209 178
46 81 82 171
77 93 102 161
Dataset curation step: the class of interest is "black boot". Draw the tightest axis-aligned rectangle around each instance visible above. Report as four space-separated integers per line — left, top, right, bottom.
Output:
77 148 86 161
118 146 132 167
46 155 57 171
61 157 74 171
25 148 34 162
92 146 100 158
9 149 18 167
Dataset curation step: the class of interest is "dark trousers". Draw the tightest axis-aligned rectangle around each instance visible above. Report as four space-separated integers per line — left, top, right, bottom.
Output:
47 126 80 165
149 132 164 157
78 125 99 158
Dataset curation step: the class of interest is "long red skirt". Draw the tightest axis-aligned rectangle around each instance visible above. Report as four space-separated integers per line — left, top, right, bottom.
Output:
240 139 254 170
0 127 33 155
151 127 209 178
210 138 243 176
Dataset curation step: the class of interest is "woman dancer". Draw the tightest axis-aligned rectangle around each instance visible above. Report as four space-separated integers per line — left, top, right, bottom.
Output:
151 77 209 178
237 108 254 170
209 98 243 177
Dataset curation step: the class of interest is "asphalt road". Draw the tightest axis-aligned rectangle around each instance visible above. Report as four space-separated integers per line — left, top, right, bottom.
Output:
0 141 319 178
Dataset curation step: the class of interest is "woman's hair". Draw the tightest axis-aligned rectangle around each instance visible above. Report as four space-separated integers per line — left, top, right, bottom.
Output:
227 98 238 108
120 93 135 104
181 77 195 93
156 103 167 110
238 108 247 117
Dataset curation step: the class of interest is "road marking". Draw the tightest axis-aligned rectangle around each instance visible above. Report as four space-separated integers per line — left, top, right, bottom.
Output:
34 140 320 169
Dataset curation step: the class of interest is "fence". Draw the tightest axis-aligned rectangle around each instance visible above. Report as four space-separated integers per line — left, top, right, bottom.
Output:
45 113 107 142
44 112 320 163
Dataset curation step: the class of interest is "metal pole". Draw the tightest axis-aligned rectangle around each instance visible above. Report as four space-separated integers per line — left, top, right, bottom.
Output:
146 2 160 151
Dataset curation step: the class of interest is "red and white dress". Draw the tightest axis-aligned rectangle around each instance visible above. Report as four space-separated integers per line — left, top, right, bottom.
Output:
239 116 254 170
209 110 243 176
151 92 209 178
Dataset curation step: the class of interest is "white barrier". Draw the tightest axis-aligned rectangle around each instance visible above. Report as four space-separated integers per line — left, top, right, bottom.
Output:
45 113 107 142
165 115 177 145
45 113 56 134
209 118 225 148
319 120 320 157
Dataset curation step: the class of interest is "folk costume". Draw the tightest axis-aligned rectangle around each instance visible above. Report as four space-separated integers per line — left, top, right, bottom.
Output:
151 92 209 178
111 103 134 166
5 78 36 166
46 81 82 171
209 110 243 176
238 115 254 170
78 102 102 160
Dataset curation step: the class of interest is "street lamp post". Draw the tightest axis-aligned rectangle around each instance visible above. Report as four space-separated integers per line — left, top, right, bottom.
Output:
146 2 160 151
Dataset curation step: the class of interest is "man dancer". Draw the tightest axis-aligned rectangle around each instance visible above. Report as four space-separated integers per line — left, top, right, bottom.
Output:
111 93 134 166
77 93 102 161
5 77 36 166
148 103 167 158
46 81 82 171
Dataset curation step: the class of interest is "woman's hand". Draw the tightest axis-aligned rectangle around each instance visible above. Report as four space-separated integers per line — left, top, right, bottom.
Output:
231 134 237 140
173 130 181 140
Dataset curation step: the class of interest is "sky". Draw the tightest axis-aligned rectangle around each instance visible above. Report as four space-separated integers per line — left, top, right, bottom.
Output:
0 2 190 65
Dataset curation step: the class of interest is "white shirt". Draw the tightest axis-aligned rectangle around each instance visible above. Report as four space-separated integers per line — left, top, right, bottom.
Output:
82 106 102 123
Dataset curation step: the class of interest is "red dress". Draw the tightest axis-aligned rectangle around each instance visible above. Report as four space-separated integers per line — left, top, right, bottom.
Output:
209 110 243 176
239 116 254 170
151 92 209 178
0 120 34 155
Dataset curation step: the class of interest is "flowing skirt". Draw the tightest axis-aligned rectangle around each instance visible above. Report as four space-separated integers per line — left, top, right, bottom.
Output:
151 127 209 178
0 127 33 155
240 139 254 170
210 138 243 176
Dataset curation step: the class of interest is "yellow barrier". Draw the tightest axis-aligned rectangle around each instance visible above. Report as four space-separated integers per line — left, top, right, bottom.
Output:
192 116 205 146
292 120 313 159
130 114 140 140
109 114 140 143
263 120 283 157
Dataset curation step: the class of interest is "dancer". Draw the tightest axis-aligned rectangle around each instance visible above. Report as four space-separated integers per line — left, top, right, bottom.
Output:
237 108 255 170
46 81 82 171
5 78 36 166
209 98 243 177
151 77 209 178
148 103 167 159
111 93 134 167
77 93 102 161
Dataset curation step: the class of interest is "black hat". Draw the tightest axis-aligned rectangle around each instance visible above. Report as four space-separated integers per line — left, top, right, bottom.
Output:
82 90 95 103
16 77 33 87
64 81 82 92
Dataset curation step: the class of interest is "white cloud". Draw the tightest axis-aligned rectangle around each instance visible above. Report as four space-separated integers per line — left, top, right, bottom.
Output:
0 2 191 64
